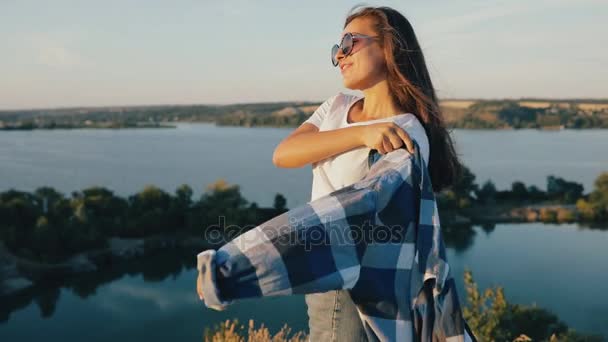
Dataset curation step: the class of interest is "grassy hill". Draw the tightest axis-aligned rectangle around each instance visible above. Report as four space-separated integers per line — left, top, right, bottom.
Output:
1 98 607 130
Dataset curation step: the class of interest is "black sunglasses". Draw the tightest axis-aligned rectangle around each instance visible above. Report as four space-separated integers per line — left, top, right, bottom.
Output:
331 32 379 67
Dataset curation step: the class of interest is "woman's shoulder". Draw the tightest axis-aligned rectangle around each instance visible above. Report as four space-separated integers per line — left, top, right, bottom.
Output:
316 92 359 118
332 92 365 116
325 91 359 108
336 91 363 104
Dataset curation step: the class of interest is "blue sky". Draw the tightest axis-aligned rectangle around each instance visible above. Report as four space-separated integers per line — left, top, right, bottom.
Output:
0 0 606 109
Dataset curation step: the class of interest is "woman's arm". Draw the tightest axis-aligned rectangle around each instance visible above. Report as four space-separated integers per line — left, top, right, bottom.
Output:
272 122 415 168
272 123 365 168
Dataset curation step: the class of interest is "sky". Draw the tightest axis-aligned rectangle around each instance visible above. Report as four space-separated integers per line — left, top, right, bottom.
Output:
0 0 606 109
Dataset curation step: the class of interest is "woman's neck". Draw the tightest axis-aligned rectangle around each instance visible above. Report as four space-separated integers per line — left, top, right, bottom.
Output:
360 80 403 119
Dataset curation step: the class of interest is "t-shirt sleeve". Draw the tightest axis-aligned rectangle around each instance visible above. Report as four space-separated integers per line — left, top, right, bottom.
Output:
303 94 339 128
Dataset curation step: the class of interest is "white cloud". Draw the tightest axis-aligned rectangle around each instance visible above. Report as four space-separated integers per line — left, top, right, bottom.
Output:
36 45 85 67
23 32 90 68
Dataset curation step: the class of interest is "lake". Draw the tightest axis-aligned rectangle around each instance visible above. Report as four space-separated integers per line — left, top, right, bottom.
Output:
1 123 607 340
1 123 606 208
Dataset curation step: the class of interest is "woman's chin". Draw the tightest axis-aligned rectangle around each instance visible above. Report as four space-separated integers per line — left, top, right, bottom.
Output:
342 77 359 89
343 83 364 91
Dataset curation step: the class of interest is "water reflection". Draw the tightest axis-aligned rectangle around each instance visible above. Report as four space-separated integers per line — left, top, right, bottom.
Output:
0 247 197 323
0 223 608 324
442 223 478 253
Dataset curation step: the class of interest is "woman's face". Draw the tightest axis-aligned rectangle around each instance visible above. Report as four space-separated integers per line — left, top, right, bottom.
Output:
336 17 386 90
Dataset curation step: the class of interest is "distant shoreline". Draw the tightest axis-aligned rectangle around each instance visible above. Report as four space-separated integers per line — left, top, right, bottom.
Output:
5 121 608 131
0 122 176 130
1 98 608 130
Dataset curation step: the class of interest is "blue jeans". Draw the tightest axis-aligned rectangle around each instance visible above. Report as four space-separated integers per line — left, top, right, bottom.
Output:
305 290 368 342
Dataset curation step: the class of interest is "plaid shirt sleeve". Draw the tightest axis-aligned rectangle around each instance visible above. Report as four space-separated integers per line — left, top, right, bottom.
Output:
406 147 476 341
197 140 477 341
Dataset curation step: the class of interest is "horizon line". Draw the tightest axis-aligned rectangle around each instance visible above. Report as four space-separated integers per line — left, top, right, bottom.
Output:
2 96 608 113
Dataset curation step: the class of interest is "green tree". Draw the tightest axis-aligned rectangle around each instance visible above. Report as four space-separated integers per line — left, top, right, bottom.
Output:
463 269 507 341
439 164 478 209
588 173 608 210
547 176 584 203
451 164 479 200
0 190 41 253
191 179 253 237
175 184 193 208
463 269 603 341
526 185 546 201
511 181 528 201
497 103 539 127
170 184 194 230
31 216 61 260
475 180 497 204
274 193 287 211
577 172 608 221
71 186 128 236
127 185 172 236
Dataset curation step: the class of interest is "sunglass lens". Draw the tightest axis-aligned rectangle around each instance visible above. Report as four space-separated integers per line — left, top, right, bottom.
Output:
342 33 353 55
331 44 339 66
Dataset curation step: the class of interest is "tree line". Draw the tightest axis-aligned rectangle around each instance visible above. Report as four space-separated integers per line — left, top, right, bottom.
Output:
1 167 606 263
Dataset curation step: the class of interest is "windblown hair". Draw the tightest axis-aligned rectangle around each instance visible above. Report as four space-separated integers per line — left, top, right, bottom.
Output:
345 5 463 193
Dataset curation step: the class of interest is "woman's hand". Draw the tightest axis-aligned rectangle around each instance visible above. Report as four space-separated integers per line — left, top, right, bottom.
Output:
196 272 204 301
361 122 415 154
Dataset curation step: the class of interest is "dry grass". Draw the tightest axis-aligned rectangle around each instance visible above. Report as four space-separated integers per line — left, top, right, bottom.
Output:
518 101 553 108
203 319 308 342
578 103 608 110
440 100 476 108
519 101 608 110
477 112 499 122
440 107 468 123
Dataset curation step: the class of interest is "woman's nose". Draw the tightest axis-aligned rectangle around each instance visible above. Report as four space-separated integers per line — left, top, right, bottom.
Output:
334 47 345 63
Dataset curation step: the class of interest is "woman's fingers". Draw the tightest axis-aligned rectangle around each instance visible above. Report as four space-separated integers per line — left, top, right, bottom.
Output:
387 131 404 150
370 123 415 155
382 137 392 154
376 142 386 154
395 128 415 154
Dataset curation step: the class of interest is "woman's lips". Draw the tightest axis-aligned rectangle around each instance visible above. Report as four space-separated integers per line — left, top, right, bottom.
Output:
340 63 352 73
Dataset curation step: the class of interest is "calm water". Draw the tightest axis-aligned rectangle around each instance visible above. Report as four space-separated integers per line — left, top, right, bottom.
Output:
1 123 606 207
1 124 607 340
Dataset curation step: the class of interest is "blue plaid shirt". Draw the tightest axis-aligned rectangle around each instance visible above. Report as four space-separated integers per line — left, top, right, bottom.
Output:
197 140 477 341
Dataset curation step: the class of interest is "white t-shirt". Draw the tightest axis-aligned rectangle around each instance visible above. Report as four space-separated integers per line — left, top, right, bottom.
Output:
303 92 430 202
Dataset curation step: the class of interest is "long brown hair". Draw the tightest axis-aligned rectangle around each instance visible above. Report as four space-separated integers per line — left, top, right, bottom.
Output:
345 5 462 193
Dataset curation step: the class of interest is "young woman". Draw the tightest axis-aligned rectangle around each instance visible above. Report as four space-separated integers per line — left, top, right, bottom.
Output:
196 5 463 341
270 5 463 342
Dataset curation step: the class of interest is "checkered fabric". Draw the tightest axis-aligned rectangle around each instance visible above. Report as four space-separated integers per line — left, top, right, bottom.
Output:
197 140 477 341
